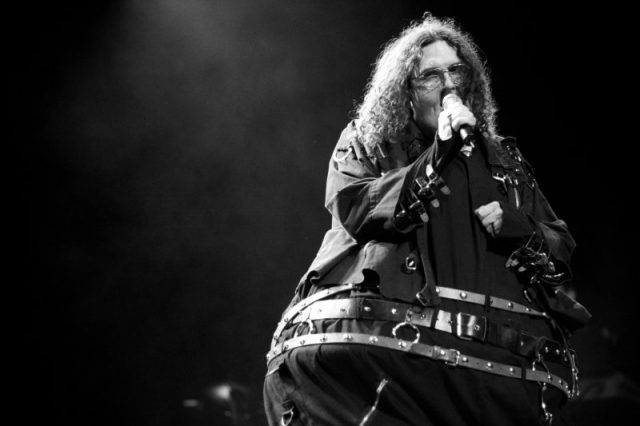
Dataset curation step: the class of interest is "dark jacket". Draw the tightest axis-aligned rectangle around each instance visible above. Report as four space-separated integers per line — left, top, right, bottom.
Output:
294 120 587 329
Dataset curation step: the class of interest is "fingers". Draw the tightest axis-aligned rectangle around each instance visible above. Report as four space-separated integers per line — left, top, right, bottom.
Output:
437 110 453 140
474 201 503 237
445 103 477 132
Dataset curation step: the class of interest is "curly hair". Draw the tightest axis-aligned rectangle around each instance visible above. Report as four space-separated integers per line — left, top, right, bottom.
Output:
355 13 498 148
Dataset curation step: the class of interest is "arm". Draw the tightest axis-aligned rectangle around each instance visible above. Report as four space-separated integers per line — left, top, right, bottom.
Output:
475 143 575 284
325 122 435 243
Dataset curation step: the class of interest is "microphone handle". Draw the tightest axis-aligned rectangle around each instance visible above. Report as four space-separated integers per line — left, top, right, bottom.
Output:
433 124 475 174
459 125 474 143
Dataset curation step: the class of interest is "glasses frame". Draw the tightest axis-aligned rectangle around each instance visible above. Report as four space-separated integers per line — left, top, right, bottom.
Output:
410 62 470 93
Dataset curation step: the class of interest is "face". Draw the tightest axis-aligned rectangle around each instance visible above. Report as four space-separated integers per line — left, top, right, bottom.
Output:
410 40 464 136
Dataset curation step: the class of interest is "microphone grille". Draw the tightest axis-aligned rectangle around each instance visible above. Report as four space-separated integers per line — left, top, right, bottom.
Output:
442 92 462 109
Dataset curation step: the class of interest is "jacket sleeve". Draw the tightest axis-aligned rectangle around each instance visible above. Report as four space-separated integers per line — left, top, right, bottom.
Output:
324 122 434 243
499 147 576 285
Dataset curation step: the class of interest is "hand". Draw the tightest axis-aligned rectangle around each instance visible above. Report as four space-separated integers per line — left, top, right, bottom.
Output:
474 201 503 238
437 102 477 140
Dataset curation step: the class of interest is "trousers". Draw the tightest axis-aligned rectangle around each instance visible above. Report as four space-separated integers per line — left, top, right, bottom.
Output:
263 341 568 426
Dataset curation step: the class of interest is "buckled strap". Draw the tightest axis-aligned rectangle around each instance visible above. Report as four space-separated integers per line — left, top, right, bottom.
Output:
436 286 547 318
270 283 356 350
289 297 568 365
292 298 487 340
266 333 572 398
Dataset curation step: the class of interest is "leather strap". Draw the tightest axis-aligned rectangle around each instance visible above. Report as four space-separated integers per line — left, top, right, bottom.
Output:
436 286 547 317
266 332 572 398
270 283 356 350
290 297 569 365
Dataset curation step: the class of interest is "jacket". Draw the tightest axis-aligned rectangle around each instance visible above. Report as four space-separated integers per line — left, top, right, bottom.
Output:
294 120 589 330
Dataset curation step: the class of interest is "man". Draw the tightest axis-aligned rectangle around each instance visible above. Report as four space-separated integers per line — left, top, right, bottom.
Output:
264 14 590 426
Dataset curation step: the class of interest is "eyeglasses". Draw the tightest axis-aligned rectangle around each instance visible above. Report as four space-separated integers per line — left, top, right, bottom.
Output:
411 63 470 92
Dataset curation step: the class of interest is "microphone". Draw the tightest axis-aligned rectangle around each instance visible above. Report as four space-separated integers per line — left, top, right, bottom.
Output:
441 89 475 144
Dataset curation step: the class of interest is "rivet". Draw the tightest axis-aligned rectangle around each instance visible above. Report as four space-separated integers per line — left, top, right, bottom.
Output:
364 306 371 312
320 335 327 342
391 308 398 315
299 339 305 345
440 350 446 356
555 349 561 355
317 308 322 313
369 336 378 343
525 307 531 312
435 288 440 293
340 307 346 312
420 314 426 319
474 324 480 331
520 340 524 347
461 356 468 363
460 292 467 299
486 362 493 369
509 367 515 374
398 341 406 348
343 334 353 341
508 302 514 309
544 347 550 353
283 344 289 350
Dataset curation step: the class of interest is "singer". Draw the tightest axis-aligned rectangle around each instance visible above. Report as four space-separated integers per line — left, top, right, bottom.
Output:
264 13 589 426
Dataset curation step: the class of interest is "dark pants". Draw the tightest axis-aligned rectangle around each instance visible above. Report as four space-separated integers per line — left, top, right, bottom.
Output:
263 344 567 426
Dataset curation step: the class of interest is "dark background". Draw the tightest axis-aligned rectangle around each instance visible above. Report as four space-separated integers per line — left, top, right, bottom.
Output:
20 0 635 425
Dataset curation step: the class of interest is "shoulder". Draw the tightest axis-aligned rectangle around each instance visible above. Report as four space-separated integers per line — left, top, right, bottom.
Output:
335 121 360 149
334 120 387 164
488 134 537 183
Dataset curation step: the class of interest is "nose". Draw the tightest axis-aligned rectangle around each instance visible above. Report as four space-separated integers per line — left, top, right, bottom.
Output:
442 71 456 89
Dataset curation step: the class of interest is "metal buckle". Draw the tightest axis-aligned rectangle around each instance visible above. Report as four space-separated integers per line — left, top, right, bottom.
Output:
454 312 487 341
434 346 461 366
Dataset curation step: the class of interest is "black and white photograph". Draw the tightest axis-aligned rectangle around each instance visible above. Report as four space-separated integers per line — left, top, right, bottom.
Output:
21 1 636 425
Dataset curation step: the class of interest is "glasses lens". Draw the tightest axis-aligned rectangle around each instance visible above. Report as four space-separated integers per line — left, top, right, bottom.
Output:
413 64 469 92
448 64 469 85
421 75 441 91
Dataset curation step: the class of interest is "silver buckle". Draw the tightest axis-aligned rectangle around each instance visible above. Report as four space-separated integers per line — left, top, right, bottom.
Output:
454 312 487 341
434 346 461 366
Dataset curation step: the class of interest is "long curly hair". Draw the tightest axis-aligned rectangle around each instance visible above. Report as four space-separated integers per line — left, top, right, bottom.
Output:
355 14 498 148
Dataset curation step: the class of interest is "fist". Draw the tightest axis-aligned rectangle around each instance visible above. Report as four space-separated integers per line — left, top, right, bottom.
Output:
474 201 503 238
437 102 477 140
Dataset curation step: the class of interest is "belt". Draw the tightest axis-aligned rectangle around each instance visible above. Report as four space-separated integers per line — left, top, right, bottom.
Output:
289 297 570 365
271 283 356 350
266 332 572 398
435 286 547 317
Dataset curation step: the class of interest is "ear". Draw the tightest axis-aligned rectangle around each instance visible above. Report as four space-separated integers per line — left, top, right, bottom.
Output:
408 97 416 120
